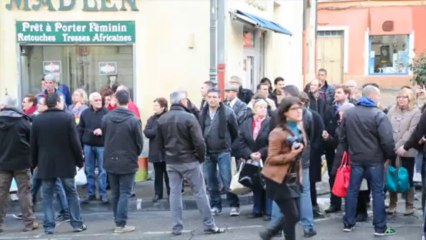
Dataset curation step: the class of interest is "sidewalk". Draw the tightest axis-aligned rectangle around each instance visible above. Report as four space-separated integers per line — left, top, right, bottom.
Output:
7 177 332 214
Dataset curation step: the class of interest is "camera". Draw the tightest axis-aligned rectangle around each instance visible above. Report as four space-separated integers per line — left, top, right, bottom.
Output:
287 135 304 149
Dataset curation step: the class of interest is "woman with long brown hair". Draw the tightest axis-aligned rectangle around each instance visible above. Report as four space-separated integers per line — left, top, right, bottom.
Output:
260 97 306 240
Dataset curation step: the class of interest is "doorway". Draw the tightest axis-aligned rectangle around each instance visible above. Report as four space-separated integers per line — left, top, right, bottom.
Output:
317 31 344 84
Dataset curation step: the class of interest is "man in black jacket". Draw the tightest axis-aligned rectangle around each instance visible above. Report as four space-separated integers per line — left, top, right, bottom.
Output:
341 85 396 236
0 96 39 232
31 93 86 234
200 89 240 217
102 90 143 234
157 90 224 236
78 92 109 204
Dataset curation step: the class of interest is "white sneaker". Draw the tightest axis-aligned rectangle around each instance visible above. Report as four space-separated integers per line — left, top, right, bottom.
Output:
114 225 135 233
211 207 221 216
229 207 240 216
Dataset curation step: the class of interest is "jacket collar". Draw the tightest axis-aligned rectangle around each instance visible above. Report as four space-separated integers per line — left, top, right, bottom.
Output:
44 108 65 113
170 104 191 113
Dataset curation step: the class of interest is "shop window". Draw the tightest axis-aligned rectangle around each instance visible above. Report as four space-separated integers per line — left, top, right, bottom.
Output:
20 45 134 98
243 28 256 48
369 35 409 75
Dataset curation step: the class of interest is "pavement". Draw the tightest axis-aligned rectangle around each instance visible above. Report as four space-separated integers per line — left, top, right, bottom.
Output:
7 162 331 214
0 200 424 240
4 163 424 239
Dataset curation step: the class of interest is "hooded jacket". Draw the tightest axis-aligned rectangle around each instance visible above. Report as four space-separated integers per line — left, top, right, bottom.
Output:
340 97 396 165
0 108 32 171
102 107 143 174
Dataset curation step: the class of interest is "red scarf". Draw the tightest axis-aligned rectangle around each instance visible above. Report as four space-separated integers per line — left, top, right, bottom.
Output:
252 115 266 140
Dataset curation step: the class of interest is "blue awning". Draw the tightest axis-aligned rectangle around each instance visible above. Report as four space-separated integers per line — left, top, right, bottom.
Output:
231 10 292 36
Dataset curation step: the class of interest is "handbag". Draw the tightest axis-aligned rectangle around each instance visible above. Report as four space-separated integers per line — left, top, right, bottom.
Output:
332 151 351 198
75 167 87 186
386 157 410 193
238 159 264 190
230 162 251 195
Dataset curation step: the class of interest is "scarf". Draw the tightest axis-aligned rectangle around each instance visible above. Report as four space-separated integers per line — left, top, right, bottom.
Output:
200 102 226 139
252 115 265 140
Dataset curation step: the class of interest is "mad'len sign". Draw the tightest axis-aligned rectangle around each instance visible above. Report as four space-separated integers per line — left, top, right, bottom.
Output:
16 21 135 44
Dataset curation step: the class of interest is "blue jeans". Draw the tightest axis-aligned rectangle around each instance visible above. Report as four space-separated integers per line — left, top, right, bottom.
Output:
271 167 314 231
84 145 107 197
31 168 42 205
203 152 239 209
299 167 315 230
344 164 386 232
42 178 83 232
108 173 135 227
55 179 69 216
252 187 272 216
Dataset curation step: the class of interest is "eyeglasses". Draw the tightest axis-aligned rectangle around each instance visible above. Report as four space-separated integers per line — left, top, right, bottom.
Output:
93 99 102 102
289 106 302 111
396 96 408 99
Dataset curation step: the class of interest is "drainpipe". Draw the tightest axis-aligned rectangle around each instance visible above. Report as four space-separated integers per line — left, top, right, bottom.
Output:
217 0 225 93
209 0 218 85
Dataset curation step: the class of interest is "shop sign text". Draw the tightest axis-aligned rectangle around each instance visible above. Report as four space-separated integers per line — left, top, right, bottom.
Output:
6 0 138 11
17 21 136 44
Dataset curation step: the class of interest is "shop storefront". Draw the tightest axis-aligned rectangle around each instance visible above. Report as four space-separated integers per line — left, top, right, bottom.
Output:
17 21 136 98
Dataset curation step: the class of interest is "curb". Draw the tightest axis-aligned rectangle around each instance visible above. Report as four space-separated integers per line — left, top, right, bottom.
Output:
8 194 255 214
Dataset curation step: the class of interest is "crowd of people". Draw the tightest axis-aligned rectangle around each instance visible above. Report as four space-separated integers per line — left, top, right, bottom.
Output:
1 69 426 240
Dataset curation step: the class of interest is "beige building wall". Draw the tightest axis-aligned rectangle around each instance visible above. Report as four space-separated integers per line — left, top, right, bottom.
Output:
225 0 304 89
1 0 303 120
0 0 210 122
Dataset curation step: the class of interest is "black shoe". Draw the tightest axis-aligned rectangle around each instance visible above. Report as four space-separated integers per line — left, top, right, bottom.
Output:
55 214 70 223
100 196 109 204
304 228 317 238
356 213 368 222
325 205 341 214
73 224 87 232
130 193 136 198
313 209 325 219
81 195 96 204
247 213 262 219
152 195 161 203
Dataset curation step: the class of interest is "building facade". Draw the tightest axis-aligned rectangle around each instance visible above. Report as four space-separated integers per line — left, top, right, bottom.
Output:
0 0 308 119
317 0 426 88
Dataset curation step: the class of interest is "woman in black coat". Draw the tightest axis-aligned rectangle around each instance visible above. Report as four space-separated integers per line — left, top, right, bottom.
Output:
144 97 170 202
236 98 272 220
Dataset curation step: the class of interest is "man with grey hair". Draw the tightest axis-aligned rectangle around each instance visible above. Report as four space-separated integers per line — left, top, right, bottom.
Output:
157 90 225 236
340 85 396 236
229 75 254 104
36 74 65 102
78 92 109 204
344 80 360 104
0 95 39 232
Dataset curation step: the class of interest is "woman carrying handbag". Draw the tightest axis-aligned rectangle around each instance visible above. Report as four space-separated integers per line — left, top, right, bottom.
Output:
235 97 272 220
260 97 306 240
387 88 421 215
